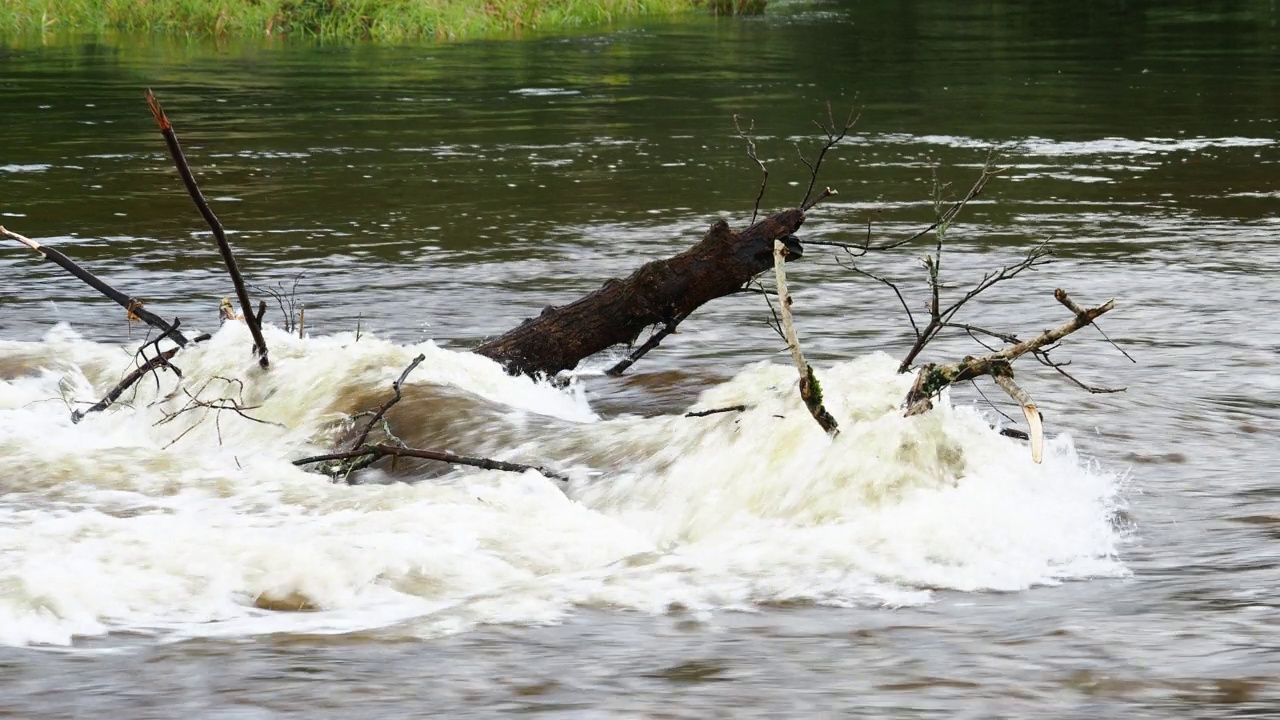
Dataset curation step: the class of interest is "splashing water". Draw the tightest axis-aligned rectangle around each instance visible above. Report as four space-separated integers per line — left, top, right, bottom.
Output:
0 322 1127 647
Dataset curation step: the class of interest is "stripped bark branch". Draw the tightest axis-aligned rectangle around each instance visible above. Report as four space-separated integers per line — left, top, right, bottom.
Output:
773 237 838 435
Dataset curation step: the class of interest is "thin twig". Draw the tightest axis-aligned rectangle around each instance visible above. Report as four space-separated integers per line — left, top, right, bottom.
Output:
684 405 747 418
733 115 769 225
606 312 688 377
799 102 859 211
1033 350 1127 394
294 444 568 483
349 354 426 451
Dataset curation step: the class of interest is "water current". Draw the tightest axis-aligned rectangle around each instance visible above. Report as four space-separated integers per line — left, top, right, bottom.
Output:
1 1 1278 716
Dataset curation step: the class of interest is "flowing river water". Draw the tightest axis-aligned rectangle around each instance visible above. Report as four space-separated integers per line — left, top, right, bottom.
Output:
1 1 1278 716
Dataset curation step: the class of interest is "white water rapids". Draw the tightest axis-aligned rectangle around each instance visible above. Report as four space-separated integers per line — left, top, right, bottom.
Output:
0 322 1128 647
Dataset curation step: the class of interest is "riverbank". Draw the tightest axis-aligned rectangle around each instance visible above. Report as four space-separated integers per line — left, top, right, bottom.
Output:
0 0 752 42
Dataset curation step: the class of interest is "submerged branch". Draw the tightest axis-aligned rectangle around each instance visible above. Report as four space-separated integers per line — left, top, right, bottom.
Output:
294 444 568 484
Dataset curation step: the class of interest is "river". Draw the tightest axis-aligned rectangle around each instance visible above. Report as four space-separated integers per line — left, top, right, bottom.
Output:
1 1 1278 717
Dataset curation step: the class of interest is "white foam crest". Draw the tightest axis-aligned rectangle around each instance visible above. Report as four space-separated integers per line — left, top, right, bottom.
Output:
858 132 1274 157
573 354 1125 599
0 334 1126 647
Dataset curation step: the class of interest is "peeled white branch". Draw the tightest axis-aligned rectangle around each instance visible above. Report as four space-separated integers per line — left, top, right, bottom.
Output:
773 237 838 435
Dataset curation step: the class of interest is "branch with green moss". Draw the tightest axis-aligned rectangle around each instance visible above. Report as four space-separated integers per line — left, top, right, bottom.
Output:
902 289 1117 462
773 236 838 435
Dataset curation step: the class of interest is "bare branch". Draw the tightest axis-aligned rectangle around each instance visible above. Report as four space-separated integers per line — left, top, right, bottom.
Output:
72 347 179 424
733 115 769 225
1 226 191 346
902 290 1117 417
606 311 688 377
684 405 748 418
898 240 1053 373
349 354 426 451
772 237 838 434
1033 350 1127 394
799 102 859 211
146 89 269 368
836 258 919 340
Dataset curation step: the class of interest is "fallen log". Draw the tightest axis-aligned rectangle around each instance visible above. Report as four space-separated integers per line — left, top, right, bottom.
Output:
475 209 806 376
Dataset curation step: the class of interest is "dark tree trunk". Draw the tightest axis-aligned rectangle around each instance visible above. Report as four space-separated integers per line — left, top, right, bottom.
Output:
476 208 806 376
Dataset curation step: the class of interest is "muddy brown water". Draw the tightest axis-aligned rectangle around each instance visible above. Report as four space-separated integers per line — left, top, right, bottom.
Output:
1 1 1279 717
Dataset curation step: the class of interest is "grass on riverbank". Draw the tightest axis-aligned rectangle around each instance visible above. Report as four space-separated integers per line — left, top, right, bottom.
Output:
0 0 761 42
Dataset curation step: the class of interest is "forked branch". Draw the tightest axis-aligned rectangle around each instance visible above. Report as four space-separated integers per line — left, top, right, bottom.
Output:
798 102 859 211
902 290 1117 462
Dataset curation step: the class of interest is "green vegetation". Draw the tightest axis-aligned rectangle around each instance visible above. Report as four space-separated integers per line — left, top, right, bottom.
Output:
0 0 762 42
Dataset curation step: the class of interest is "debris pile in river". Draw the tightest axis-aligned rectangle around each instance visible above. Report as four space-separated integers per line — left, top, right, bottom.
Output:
0 94 1129 483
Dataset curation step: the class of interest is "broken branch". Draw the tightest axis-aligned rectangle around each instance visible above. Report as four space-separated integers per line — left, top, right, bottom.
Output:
903 290 1116 417
772 237 838 435
146 89 269 368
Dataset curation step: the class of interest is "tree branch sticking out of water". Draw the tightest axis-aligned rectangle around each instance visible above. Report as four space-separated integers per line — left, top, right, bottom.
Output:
733 114 769 226
72 321 213 424
250 272 307 334
773 236 838 436
798 102 858 211
146 89 269 369
833 155 1049 375
0 226 192 346
902 289 1119 463
805 155 1004 256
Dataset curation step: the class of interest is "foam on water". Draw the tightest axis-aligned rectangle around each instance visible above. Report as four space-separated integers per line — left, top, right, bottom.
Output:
0 324 1127 647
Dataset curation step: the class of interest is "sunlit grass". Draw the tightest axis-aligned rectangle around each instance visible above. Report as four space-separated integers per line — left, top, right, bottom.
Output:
0 0 762 42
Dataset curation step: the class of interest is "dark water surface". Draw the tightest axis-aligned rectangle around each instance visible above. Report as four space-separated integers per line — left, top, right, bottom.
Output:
2 1 1279 717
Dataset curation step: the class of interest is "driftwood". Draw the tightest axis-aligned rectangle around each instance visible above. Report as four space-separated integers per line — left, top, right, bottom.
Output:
476 211 806 377
4 94 1132 482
